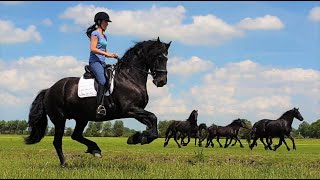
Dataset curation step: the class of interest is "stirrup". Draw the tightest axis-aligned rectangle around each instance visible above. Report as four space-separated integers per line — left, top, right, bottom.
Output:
96 105 106 116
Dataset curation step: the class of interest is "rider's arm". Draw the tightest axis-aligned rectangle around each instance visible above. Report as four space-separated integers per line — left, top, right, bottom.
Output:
90 35 117 58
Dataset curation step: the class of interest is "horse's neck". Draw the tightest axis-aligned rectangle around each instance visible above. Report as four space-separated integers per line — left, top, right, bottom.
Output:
278 111 294 127
117 55 149 86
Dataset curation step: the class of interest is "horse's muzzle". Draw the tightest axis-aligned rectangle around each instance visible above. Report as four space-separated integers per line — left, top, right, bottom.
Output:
153 78 167 87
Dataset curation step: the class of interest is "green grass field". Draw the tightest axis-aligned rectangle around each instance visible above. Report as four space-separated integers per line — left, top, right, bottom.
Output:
0 135 319 179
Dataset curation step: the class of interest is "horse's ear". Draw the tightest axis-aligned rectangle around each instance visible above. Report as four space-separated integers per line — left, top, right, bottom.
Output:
157 36 160 42
166 41 172 50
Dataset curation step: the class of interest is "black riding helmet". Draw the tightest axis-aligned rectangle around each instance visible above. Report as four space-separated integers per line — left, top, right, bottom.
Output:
94 12 112 23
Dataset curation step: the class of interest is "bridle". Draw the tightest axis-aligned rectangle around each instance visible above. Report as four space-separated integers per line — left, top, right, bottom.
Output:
116 52 168 78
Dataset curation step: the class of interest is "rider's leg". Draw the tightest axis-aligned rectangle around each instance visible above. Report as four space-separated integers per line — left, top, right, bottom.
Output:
90 62 107 117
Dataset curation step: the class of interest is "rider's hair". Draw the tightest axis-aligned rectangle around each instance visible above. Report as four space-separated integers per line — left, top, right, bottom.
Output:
86 23 98 39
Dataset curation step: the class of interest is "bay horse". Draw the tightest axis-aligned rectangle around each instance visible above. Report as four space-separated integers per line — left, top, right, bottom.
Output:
25 37 171 167
163 110 198 148
248 107 304 151
204 119 247 148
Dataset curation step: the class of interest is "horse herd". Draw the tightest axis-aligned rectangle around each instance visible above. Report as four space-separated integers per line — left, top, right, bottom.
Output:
163 108 304 151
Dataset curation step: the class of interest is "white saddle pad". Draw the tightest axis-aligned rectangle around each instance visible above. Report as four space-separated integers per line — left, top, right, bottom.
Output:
78 68 115 98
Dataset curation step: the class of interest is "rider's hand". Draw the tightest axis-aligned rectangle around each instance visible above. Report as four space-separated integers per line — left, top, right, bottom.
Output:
113 53 119 60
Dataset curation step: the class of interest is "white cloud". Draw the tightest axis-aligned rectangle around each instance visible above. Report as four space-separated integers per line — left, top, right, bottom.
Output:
168 56 214 76
42 18 53 26
0 56 86 106
0 19 42 44
237 15 284 30
59 4 245 46
308 6 320 22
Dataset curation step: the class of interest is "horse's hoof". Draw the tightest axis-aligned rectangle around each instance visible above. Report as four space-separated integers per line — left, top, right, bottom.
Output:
60 162 67 168
93 152 102 158
91 150 102 158
127 132 141 145
141 136 148 145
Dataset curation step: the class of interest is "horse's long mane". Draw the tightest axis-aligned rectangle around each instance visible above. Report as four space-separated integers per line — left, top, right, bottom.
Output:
227 119 242 127
278 109 294 120
187 110 197 123
120 40 166 63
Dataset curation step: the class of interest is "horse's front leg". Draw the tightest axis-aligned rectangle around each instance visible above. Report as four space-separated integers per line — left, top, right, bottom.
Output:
126 109 158 145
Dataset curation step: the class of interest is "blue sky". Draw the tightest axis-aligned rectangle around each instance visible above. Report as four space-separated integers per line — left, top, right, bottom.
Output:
0 1 319 131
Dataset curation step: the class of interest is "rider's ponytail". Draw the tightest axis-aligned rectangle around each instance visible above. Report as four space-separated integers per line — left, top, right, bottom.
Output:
86 24 97 39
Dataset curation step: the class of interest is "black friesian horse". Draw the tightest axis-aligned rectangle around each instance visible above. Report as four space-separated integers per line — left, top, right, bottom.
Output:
248 107 304 151
25 37 171 167
203 119 247 148
163 110 198 148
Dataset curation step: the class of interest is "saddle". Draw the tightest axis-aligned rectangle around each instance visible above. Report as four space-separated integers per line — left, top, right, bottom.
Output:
83 64 114 92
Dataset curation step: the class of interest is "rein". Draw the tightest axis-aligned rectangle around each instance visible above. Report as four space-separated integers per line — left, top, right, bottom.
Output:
115 56 167 78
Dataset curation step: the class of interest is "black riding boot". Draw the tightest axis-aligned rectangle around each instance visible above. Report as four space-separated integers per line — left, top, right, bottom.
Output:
96 84 106 118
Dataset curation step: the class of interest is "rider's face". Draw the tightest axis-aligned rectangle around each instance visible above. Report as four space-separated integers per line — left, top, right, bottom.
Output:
101 20 109 31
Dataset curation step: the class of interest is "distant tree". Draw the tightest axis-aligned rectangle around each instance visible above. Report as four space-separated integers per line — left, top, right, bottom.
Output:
298 121 311 138
17 120 28 134
112 120 124 137
102 122 113 137
238 119 252 139
158 120 175 138
309 120 320 138
65 127 73 136
122 127 136 137
291 127 303 139
48 127 55 136
0 120 5 134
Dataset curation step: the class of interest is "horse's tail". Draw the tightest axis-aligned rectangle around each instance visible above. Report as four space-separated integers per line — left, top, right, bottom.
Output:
246 127 255 145
24 89 48 144
164 125 172 141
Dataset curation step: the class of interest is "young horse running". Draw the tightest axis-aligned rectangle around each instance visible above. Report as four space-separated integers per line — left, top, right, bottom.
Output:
204 119 247 148
249 107 304 151
177 123 207 147
25 37 171 167
163 110 198 148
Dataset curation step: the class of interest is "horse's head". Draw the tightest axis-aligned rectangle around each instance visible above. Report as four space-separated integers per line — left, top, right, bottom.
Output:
188 109 198 123
149 37 171 87
292 107 304 121
231 118 245 128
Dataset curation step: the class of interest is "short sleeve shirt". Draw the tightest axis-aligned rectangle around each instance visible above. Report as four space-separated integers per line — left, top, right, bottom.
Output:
89 30 108 64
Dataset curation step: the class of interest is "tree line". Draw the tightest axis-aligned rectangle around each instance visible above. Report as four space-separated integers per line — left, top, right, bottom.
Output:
1 119 320 138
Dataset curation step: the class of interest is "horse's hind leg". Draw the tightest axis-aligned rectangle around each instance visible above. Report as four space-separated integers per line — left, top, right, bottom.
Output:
259 137 268 150
217 136 223 148
71 120 102 157
51 116 67 167
234 136 244 148
282 138 290 151
164 130 173 147
273 137 283 151
287 135 296 150
173 132 182 148
249 137 258 150
231 138 237 146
